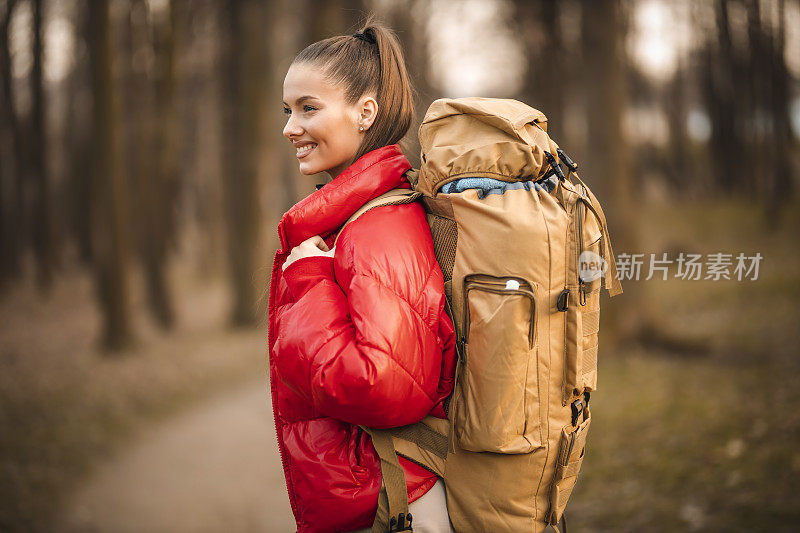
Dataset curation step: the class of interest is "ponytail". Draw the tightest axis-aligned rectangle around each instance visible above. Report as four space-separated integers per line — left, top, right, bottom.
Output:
292 14 416 162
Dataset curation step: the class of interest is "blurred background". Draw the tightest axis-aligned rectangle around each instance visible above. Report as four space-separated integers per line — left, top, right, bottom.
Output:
1 0 798 531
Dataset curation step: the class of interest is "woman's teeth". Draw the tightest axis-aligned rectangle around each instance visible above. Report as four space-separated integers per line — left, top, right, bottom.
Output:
296 143 317 157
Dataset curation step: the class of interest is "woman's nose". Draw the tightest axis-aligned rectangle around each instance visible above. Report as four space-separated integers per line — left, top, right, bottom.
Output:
283 114 302 139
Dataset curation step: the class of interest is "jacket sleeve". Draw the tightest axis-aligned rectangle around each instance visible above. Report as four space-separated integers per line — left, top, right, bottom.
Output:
274 205 444 428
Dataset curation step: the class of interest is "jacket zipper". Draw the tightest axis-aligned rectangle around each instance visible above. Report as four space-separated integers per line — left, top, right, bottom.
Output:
267 248 300 519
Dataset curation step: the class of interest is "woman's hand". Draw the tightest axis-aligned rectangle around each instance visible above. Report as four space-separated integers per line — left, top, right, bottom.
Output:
283 235 334 271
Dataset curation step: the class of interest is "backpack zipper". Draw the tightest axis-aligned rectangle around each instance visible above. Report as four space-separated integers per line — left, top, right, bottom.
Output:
575 186 587 306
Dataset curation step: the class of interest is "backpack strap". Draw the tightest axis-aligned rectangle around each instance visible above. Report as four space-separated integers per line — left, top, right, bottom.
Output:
390 419 449 467
342 186 443 532
364 419 450 532
570 173 623 297
550 513 568 533
361 426 414 532
333 188 422 247
532 126 621 297
404 168 421 188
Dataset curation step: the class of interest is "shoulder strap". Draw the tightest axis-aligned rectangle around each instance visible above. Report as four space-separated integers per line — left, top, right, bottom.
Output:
333 188 422 247
404 168 421 188
363 416 450 531
361 426 414 532
570 173 623 297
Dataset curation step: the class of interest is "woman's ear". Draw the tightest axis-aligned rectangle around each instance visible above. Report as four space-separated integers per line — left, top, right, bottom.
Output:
358 96 378 131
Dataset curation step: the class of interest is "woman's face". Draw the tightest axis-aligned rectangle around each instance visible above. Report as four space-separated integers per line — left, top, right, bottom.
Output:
282 62 376 179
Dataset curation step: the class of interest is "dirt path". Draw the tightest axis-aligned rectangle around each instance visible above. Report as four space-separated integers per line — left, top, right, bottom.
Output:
58 379 296 533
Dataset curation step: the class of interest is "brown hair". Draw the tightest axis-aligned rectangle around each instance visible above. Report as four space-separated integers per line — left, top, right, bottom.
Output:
292 15 415 163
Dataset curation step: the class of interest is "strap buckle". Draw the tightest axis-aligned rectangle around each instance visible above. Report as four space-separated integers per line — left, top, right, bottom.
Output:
389 512 413 532
570 398 584 427
570 392 591 426
556 148 578 172
543 151 566 181
556 289 570 312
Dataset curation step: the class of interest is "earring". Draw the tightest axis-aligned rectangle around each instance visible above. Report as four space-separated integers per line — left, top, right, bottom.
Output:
359 125 364 131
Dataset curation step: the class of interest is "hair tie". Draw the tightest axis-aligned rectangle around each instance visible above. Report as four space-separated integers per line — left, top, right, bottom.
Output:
352 31 376 44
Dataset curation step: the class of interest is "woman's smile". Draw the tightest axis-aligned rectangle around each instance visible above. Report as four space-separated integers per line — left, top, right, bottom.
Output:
295 142 317 158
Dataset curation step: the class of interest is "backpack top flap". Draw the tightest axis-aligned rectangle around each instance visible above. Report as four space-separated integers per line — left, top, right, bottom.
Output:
416 97 559 197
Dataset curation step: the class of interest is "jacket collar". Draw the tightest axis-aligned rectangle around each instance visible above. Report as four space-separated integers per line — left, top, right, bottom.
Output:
278 144 412 251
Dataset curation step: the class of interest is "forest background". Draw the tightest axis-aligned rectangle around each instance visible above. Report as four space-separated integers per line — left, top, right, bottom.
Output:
1 0 799 531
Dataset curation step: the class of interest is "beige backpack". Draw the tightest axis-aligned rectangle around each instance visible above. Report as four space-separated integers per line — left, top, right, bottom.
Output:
340 98 623 533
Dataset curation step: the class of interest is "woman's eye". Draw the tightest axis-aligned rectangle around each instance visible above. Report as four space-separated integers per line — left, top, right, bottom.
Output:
282 104 316 115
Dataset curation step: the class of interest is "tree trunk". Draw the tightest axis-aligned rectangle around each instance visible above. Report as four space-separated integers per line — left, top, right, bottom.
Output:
220 0 265 326
66 2 94 264
30 0 55 290
89 0 134 350
580 0 643 345
146 0 179 328
745 0 767 198
766 0 792 227
0 0 22 283
706 0 743 193
178 0 225 276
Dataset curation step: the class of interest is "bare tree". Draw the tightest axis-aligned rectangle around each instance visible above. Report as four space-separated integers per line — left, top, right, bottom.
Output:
147 0 181 327
65 2 94 265
766 0 792 227
29 0 55 289
176 0 226 276
580 0 645 345
745 0 768 198
0 0 22 283
704 0 744 193
219 0 268 326
89 0 134 350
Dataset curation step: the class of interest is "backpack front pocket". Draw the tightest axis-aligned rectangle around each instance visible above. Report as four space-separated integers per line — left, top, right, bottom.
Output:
455 274 541 454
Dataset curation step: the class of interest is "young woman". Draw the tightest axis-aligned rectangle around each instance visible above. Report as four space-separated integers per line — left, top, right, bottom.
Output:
267 18 457 533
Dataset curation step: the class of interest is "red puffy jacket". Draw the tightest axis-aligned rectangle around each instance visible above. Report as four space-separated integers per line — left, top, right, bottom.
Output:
267 144 457 532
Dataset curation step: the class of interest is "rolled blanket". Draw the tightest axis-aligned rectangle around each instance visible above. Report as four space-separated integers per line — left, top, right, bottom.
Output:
439 176 557 198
